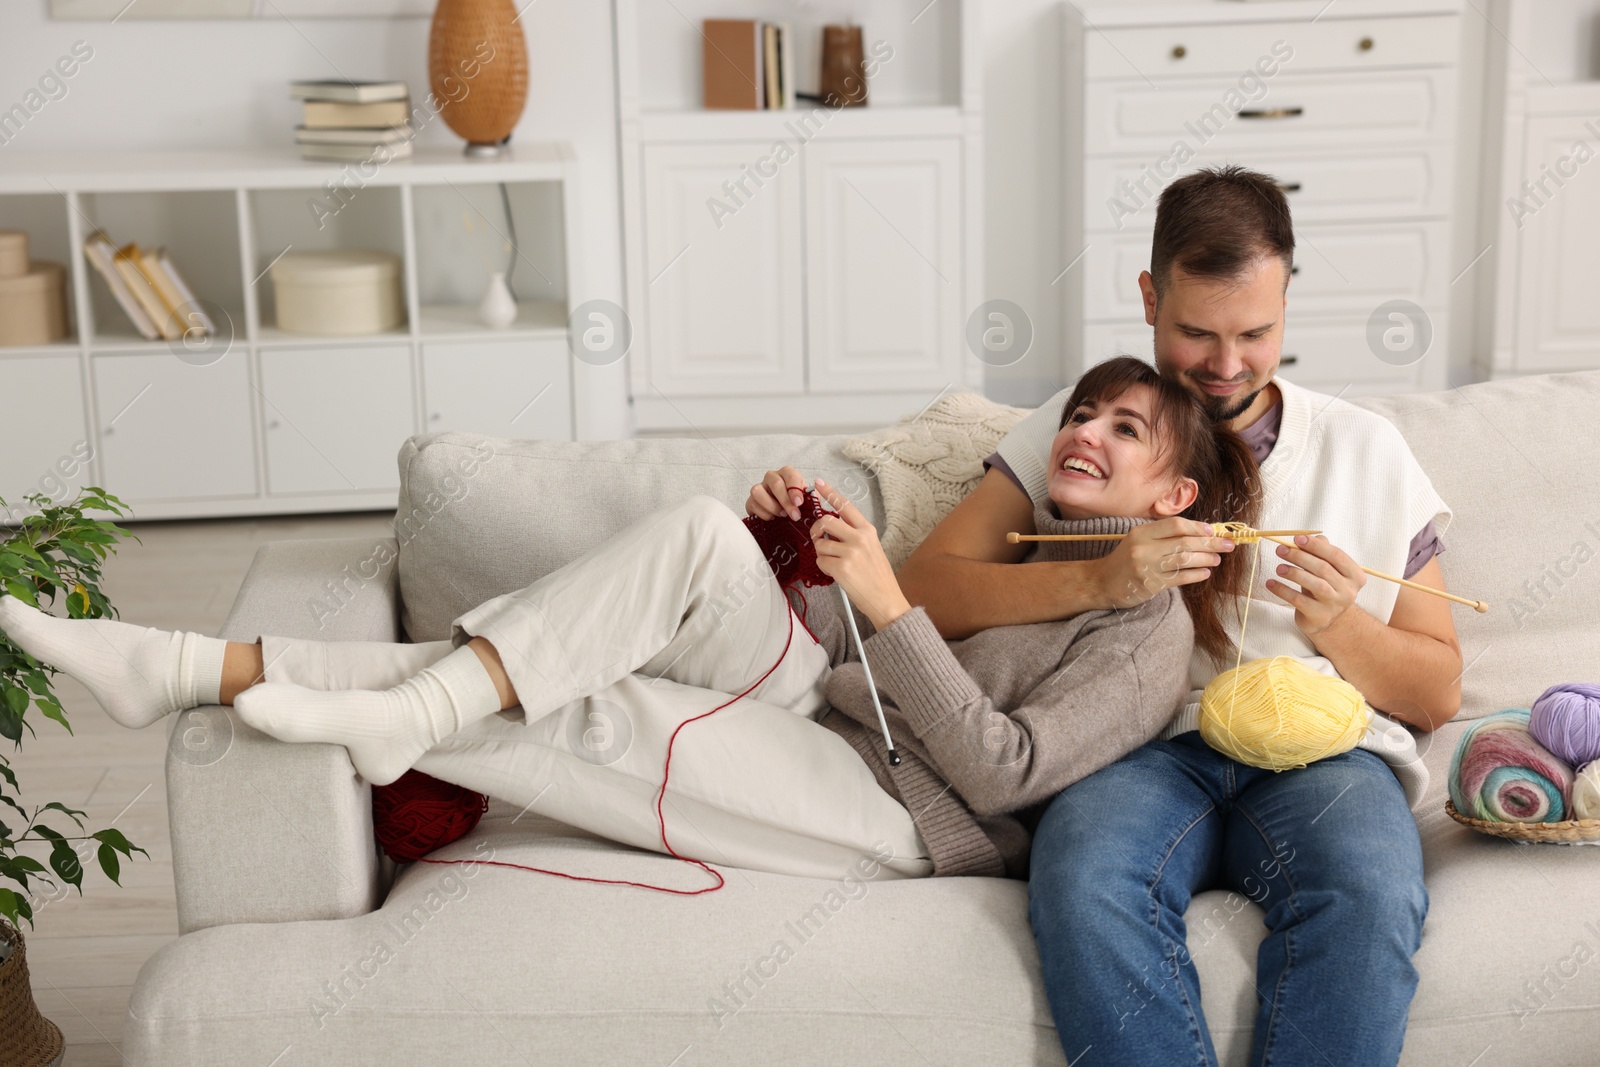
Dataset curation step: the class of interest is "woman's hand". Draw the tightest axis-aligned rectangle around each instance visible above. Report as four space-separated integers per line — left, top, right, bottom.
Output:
745 465 809 521
1094 518 1235 609
811 478 911 632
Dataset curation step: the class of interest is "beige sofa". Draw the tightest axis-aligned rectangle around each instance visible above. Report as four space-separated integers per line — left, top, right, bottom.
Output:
125 370 1600 1065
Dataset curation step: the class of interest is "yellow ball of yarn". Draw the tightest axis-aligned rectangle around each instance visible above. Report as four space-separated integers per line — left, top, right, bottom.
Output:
1199 656 1371 771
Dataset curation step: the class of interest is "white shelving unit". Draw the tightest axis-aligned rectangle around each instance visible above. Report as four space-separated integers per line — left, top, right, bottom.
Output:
0 145 609 522
1061 0 1465 398
614 0 986 432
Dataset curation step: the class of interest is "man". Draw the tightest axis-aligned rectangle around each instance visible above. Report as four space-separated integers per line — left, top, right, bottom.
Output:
895 165 1461 1066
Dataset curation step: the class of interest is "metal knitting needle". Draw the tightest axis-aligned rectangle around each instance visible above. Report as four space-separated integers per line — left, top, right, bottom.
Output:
836 584 901 766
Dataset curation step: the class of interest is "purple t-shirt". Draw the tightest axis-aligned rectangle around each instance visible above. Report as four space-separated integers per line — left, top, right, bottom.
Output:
984 396 1444 579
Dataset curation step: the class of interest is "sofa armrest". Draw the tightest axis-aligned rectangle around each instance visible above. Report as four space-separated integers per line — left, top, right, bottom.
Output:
168 535 401 934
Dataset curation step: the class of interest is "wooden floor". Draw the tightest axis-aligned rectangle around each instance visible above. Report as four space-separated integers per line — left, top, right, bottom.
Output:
12 510 395 1066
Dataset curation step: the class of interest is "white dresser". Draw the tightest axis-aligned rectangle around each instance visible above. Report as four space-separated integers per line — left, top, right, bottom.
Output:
1479 0 1600 380
1062 0 1464 397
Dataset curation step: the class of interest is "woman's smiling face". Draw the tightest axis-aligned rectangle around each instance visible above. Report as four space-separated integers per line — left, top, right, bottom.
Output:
1046 383 1199 520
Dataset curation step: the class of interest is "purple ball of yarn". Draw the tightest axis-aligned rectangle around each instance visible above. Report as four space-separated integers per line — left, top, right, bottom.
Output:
1528 683 1600 767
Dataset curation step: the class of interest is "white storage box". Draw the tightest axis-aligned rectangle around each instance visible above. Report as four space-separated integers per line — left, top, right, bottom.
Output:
0 261 69 347
270 250 403 336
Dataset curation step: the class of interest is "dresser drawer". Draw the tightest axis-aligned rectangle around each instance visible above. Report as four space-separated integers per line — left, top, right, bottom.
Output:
1083 15 1459 80
1081 220 1451 321
1084 69 1455 154
1084 143 1453 233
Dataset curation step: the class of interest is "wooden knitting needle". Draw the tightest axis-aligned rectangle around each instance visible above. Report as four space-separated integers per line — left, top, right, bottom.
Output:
1006 529 1322 542
1253 534 1490 614
1003 530 1491 614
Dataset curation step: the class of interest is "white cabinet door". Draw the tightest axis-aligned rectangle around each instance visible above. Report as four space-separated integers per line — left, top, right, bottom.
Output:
640 142 804 396
0 357 88 516
805 138 961 392
92 350 256 501
1514 116 1600 373
422 339 572 440
259 345 414 494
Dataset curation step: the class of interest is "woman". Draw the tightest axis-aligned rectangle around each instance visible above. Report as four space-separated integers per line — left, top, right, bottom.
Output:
0 357 1259 881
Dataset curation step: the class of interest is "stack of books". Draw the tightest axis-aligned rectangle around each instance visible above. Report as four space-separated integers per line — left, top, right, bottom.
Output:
83 230 215 342
291 80 413 163
702 19 796 110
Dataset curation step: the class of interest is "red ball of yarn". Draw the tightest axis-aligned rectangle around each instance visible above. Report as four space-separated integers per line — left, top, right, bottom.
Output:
371 769 488 863
741 487 836 590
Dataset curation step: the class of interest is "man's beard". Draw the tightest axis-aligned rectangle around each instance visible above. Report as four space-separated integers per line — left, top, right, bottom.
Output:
1197 383 1262 424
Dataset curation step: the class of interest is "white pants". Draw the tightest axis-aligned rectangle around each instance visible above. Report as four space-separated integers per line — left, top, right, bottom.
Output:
259 495 932 880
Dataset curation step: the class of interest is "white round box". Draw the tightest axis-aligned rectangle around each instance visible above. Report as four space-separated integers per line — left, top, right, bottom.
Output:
270 250 403 336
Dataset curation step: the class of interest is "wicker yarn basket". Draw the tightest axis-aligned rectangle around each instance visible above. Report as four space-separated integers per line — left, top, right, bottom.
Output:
1445 799 1600 845
428 0 529 152
0 922 65 1067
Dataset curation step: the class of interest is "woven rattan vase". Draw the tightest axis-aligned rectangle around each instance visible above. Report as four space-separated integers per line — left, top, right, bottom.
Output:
0 922 64 1067
428 0 529 157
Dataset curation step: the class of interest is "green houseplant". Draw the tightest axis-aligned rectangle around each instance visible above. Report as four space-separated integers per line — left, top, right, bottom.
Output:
0 486 146 1064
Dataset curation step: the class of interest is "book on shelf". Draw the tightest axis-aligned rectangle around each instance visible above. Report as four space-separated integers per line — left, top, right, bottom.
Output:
302 98 411 129
703 19 793 110
290 80 408 104
110 244 180 341
300 139 415 163
83 230 158 341
154 248 215 336
82 230 213 343
295 125 413 146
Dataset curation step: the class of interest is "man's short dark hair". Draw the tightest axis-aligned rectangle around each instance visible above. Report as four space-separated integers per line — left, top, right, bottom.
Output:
1150 164 1294 302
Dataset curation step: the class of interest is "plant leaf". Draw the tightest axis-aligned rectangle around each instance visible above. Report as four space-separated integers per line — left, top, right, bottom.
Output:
40 802 85 828
97 842 121 885
48 840 83 892
92 828 146 858
0 886 31 929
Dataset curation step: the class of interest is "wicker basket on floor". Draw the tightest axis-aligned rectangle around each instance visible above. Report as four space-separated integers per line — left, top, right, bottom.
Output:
1445 799 1600 844
0 921 65 1066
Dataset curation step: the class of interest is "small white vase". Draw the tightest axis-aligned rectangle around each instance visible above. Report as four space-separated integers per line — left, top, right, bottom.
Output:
478 271 517 329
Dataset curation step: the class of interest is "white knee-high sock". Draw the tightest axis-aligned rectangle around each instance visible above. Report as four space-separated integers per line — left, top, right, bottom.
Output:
0 594 228 729
232 644 503 786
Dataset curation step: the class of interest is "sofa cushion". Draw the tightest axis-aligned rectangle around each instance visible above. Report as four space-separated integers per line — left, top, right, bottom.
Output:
842 389 1029 568
394 432 883 643
1351 369 1600 719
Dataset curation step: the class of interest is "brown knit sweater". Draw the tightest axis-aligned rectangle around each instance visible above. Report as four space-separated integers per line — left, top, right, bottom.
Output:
798 505 1194 879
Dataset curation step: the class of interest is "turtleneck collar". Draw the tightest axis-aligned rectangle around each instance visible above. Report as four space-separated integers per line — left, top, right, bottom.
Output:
1025 501 1152 562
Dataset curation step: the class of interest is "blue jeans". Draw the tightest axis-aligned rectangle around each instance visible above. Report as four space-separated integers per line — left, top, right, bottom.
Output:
1028 731 1426 1067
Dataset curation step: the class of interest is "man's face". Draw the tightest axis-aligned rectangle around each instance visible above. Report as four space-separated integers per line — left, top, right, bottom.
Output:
1138 254 1289 424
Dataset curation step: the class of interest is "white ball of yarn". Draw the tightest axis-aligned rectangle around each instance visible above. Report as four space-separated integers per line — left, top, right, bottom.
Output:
1574 761 1600 822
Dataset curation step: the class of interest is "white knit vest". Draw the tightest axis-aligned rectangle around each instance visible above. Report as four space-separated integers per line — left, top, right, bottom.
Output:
994 376 1452 808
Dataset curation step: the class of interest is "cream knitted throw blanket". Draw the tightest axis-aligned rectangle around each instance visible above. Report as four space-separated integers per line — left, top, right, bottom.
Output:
843 390 1029 568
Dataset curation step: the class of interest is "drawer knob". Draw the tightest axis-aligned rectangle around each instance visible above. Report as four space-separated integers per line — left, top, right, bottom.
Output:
1239 106 1304 120
1359 36 1374 52
430 412 442 422
1291 265 1301 276
1276 181 1303 194
102 426 114 436
1171 44 1186 59
269 420 280 430
1281 355 1299 366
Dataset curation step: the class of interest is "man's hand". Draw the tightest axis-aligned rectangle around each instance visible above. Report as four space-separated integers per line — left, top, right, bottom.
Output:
1266 533 1367 638
746 465 809 521
1095 518 1237 609
810 478 911 632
